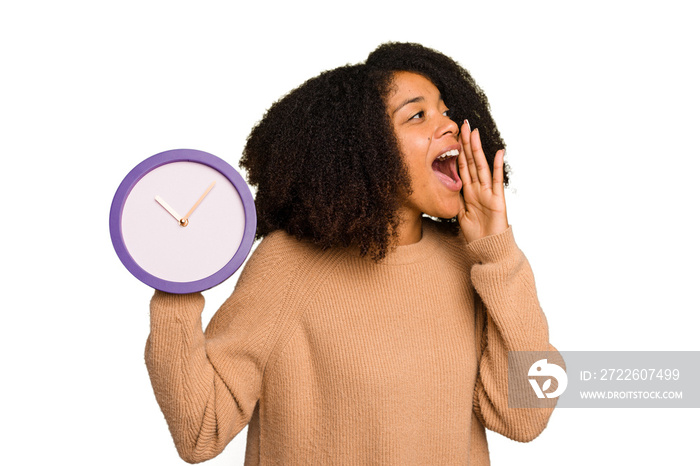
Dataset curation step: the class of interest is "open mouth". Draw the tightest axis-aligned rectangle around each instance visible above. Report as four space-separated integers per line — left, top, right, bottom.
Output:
431 149 462 190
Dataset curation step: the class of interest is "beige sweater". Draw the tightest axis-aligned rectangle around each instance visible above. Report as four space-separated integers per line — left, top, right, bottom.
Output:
145 219 557 464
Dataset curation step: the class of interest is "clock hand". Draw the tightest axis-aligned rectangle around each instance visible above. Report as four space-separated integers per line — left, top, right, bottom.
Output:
182 181 216 223
155 195 183 222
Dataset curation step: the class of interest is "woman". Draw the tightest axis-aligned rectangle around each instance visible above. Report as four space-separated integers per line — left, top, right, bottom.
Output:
145 42 558 465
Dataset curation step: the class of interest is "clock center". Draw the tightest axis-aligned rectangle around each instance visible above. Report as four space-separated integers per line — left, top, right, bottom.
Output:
179 218 189 227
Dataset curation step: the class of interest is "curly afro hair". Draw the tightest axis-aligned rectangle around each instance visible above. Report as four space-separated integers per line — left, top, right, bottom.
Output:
240 42 507 261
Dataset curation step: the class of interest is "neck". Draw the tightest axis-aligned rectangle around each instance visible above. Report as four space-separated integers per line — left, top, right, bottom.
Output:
396 208 423 246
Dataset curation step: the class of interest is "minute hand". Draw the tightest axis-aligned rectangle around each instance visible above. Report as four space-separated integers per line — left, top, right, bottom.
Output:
182 181 216 222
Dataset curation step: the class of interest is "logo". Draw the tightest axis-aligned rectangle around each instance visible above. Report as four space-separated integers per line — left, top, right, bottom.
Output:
528 359 568 399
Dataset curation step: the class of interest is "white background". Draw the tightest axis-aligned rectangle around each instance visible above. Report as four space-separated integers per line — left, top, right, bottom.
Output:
2 1 698 464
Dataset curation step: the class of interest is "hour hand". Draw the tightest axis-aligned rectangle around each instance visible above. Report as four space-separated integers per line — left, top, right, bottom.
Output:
155 195 182 222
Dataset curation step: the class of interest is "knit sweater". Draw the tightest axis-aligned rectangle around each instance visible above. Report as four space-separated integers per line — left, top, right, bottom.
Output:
145 219 557 465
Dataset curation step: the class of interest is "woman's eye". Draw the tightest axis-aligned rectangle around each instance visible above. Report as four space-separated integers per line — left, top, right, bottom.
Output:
409 111 424 121
443 109 450 117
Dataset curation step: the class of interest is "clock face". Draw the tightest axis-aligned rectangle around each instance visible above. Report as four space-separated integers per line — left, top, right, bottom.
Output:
110 149 256 293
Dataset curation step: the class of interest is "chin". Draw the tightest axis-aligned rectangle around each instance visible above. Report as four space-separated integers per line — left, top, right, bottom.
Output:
425 201 461 220
433 211 459 220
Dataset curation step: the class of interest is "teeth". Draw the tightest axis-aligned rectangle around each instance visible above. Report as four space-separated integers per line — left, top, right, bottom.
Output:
436 149 459 161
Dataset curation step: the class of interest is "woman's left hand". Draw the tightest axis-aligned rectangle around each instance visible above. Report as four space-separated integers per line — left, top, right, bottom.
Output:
457 120 509 243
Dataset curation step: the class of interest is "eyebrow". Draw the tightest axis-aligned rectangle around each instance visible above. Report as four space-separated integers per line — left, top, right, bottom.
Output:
391 96 424 116
391 94 445 116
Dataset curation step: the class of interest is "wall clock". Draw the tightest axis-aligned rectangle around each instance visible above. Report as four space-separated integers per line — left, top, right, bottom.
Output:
109 149 256 294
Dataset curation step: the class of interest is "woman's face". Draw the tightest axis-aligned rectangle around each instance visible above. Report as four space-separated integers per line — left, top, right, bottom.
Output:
387 71 463 221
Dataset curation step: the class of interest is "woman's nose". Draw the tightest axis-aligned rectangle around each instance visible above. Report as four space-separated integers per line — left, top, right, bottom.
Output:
435 114 459 139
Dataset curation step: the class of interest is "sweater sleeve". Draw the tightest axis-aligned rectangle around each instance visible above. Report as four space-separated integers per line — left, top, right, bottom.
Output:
144 235 291 463
465 225 560 442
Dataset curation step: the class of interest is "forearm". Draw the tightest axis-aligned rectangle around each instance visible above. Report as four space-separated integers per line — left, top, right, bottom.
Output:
467 226 558 441
145 291 238 463
468 228 551 351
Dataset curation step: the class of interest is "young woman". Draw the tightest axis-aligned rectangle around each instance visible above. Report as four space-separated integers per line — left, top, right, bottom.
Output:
145 42 558 465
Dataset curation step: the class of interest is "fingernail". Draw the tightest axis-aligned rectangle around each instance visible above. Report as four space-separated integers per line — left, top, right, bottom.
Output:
464 119 471 132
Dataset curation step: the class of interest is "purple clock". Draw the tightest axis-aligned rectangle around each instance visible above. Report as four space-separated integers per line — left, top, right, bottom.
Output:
109 149 257 294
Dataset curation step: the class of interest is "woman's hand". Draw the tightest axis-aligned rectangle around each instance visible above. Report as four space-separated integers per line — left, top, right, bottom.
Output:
457 120 509 243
